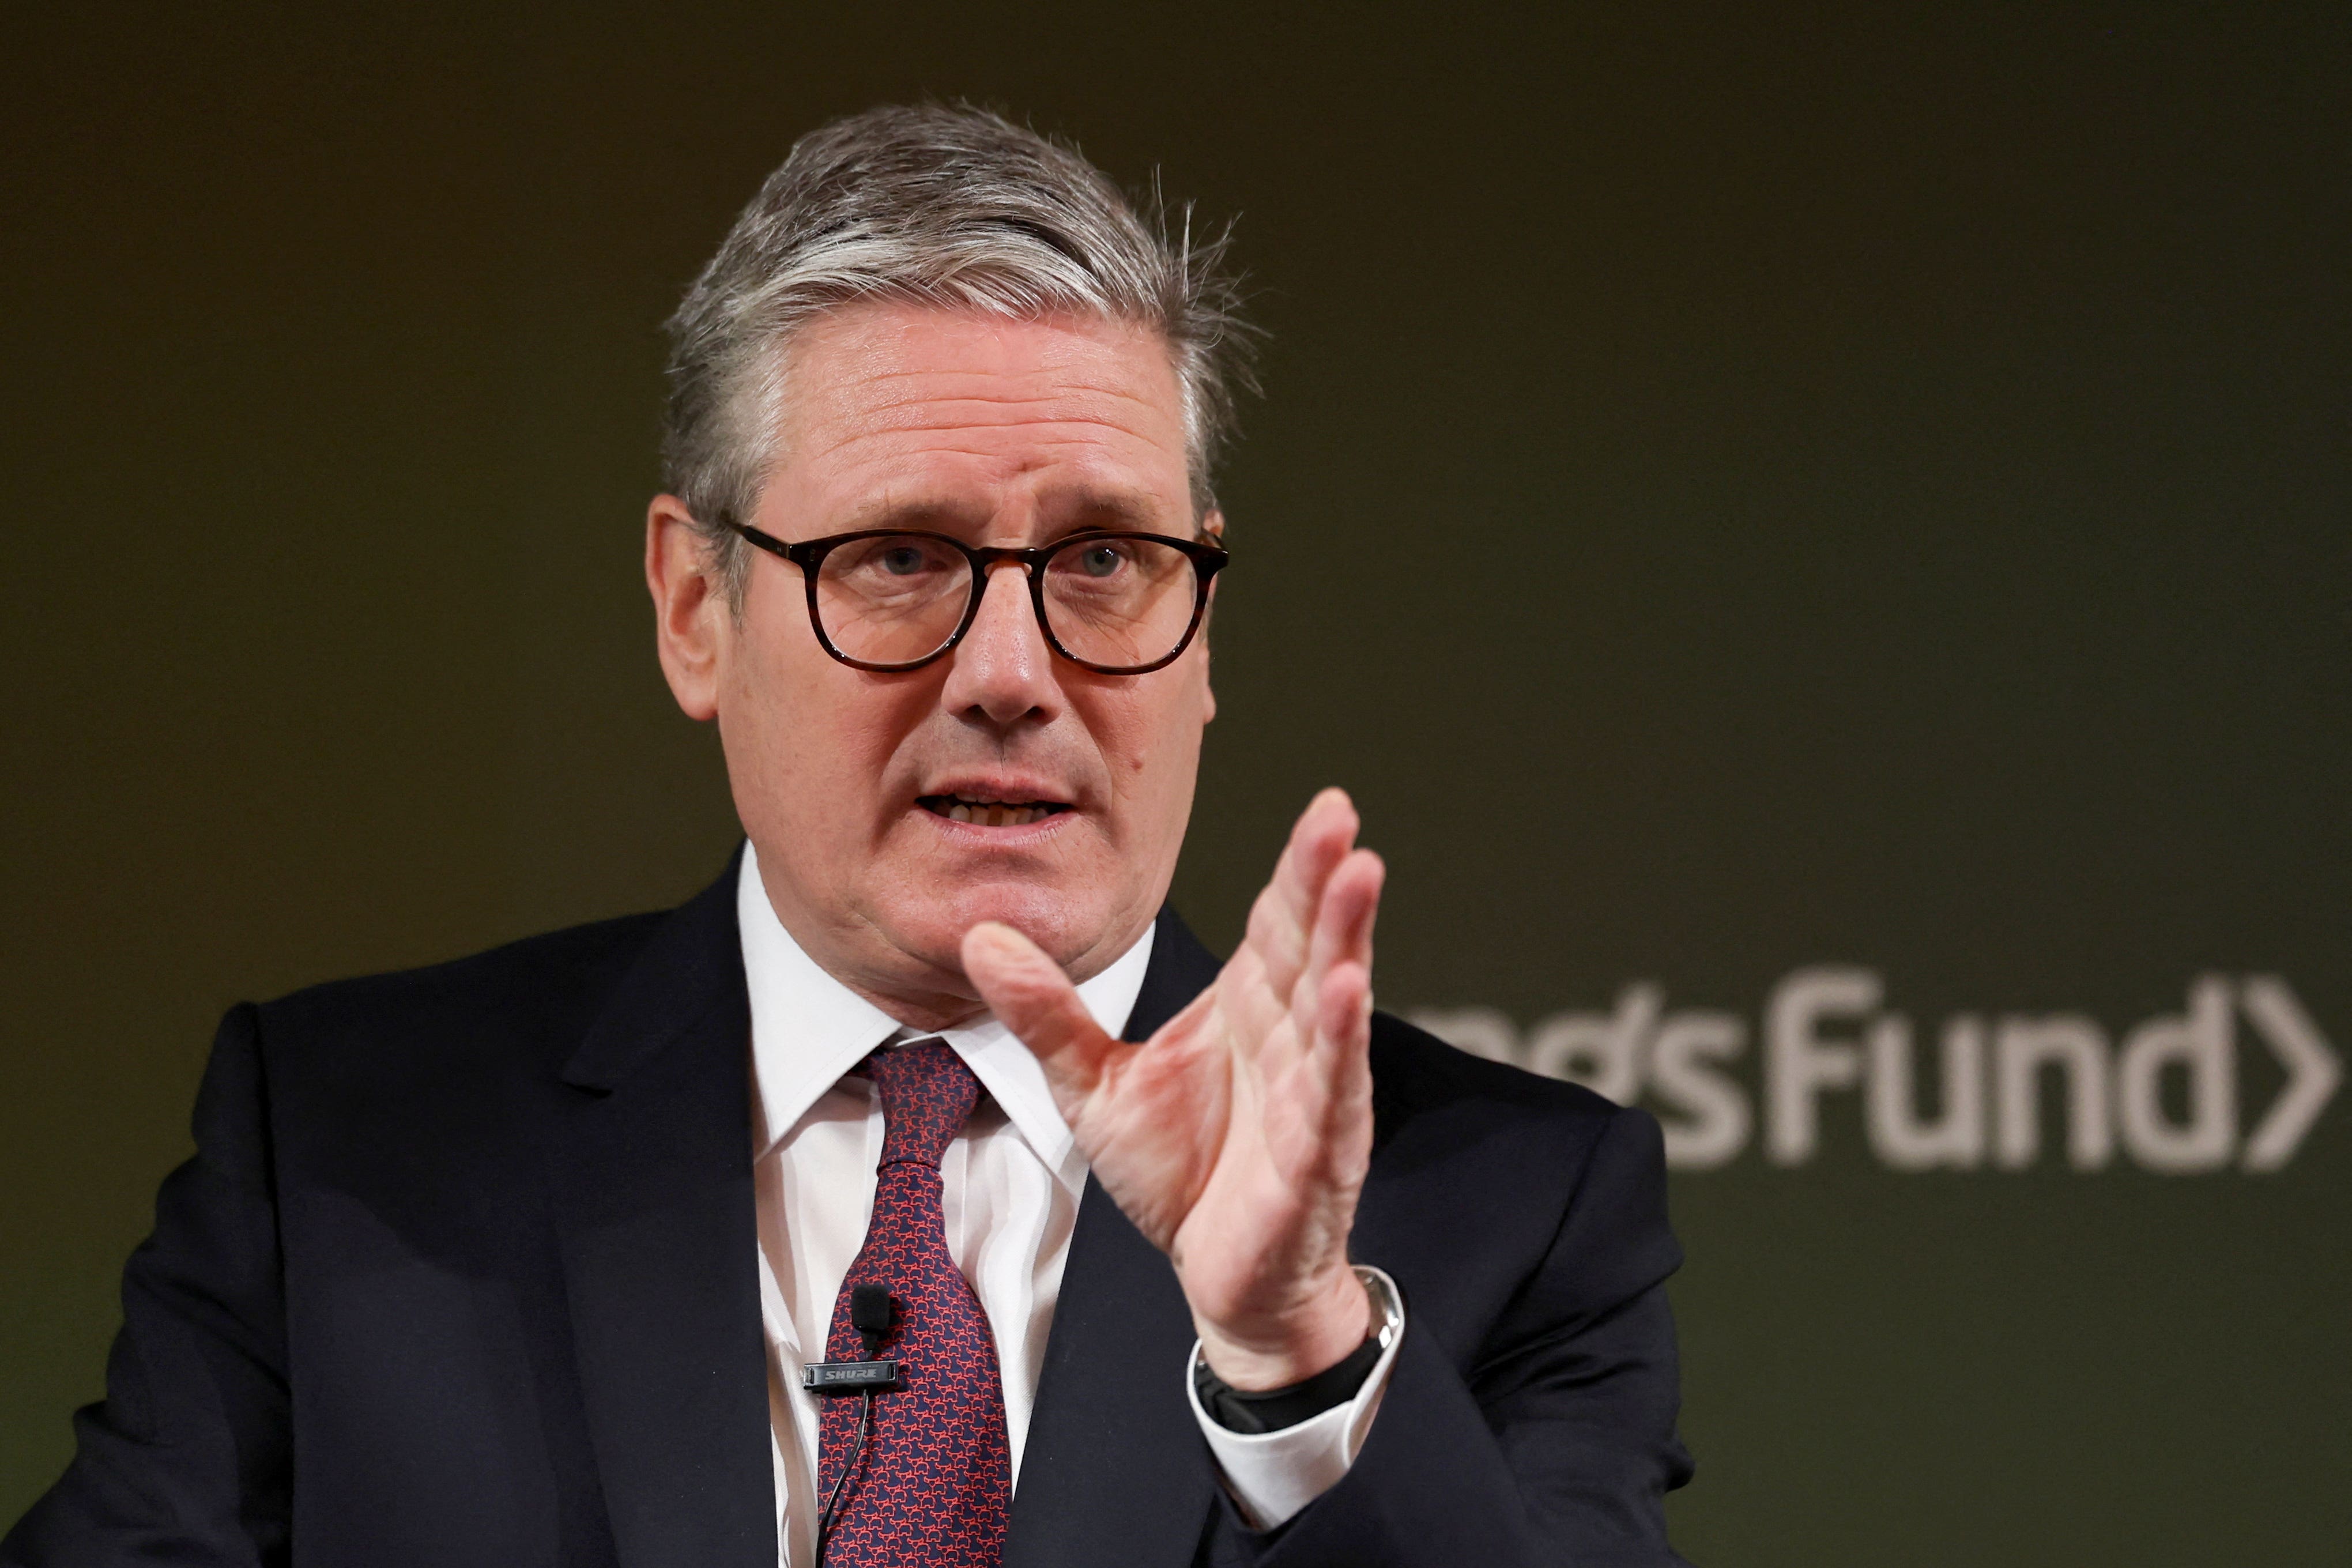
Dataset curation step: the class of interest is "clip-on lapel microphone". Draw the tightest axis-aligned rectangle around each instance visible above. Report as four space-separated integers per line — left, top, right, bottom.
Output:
803 1284 902 1393
806 1284 899 1563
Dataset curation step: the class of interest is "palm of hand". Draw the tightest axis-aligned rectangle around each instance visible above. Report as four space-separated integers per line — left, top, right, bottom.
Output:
964 789 1384 1382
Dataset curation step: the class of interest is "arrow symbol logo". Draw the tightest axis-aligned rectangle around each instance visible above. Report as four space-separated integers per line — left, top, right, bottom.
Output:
2239 976 2343 1171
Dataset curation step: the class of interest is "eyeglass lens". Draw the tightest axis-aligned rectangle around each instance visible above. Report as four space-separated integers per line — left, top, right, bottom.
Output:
813 534 1201 670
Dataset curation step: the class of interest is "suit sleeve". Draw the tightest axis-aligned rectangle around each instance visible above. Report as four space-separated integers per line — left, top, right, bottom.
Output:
2 1005 293 1567
1202 1105 1695 1568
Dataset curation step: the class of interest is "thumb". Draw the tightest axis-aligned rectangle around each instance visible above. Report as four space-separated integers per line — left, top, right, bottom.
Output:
962 922 1122 1107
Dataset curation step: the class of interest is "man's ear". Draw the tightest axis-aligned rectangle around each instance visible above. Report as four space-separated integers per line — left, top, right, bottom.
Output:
646 494 726 722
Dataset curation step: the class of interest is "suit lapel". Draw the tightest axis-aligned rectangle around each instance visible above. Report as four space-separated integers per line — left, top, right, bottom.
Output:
550 860 775 1568
546 886 1224 1568
1004 910 1224 1568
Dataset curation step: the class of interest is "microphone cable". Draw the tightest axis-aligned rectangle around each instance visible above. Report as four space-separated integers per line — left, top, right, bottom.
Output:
813 1283 897 1566
813 1388 873 1566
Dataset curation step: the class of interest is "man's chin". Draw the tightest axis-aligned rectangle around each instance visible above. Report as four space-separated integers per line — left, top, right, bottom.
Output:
880 878 1125 984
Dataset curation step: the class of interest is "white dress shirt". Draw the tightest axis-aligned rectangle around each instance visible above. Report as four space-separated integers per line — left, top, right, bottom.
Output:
738 845 1398 1564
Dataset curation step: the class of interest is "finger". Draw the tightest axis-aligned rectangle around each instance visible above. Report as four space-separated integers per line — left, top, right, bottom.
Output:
1288 952 1373 1163
1315 958 1375 1065
1301 848 1384 1040
1246 789 1359 1000
1307 847 1384 985
962 922 1121 1106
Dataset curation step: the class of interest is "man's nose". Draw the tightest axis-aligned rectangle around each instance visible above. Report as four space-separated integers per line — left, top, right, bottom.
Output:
939 561 1060 726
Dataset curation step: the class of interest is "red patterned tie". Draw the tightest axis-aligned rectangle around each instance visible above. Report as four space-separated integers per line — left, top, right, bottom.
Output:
816 1041 1012 1567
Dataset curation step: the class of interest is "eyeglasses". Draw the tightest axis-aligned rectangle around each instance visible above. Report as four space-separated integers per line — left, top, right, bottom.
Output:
724 521 1230 675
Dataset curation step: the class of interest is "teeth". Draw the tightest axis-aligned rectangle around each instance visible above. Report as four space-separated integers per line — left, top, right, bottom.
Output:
934 798 1054 827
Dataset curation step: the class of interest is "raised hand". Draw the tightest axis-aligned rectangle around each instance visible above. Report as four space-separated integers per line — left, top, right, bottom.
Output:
961 788 1385 1389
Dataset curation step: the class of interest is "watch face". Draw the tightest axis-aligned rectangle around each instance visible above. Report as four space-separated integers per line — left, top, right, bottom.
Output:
1354 1264 1404 1348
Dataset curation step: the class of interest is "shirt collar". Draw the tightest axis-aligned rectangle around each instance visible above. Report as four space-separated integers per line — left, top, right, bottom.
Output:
738 840 1154 1190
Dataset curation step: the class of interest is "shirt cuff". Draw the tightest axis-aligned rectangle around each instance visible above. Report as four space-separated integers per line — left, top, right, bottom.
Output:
1182 1266 1405 1531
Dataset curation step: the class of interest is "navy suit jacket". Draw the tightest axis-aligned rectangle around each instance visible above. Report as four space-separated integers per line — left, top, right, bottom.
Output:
5 860 1694 1566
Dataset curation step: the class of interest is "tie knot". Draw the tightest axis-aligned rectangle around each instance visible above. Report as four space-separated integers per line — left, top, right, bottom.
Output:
865 1039 981 1170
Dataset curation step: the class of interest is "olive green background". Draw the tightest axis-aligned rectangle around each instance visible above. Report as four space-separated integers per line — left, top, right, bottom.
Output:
4 5 2346 1563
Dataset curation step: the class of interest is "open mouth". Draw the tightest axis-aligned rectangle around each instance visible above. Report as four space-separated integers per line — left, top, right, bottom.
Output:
917 794 1072 828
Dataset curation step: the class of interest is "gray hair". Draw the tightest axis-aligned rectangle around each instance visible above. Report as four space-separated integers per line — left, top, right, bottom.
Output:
661 103 1257 604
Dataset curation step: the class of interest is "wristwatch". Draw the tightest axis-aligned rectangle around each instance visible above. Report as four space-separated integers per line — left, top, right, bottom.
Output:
1193 1265 1405 1435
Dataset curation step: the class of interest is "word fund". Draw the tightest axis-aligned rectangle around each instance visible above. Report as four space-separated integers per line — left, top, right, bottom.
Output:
1409 972 2340 1174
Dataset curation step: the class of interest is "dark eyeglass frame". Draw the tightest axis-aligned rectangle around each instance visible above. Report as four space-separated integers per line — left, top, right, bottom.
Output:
725 520 1231 675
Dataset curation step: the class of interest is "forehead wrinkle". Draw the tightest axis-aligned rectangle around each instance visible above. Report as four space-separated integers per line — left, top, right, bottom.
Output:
834 350 1175 409
794 393 1182 477
827 452 1178 516
850 407 1170 442
854 355 1171 390
786 303 1183 426
838 439 1158 468
827 447 1175 522
856 356 1168 391
808 412 1183 484
776 310 1192 517
836 384 1176 438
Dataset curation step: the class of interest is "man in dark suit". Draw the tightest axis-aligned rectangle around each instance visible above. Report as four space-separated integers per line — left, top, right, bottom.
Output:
5 105 1693 1567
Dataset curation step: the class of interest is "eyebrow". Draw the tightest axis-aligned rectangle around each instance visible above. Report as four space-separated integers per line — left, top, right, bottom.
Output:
836 489 1172 537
